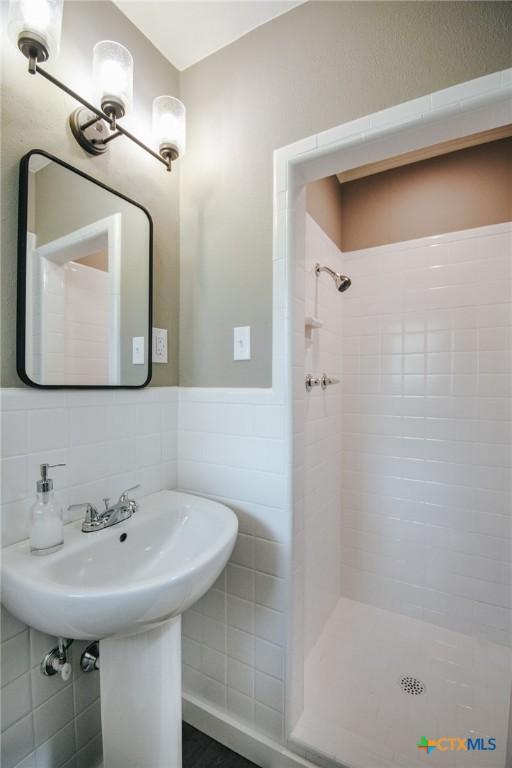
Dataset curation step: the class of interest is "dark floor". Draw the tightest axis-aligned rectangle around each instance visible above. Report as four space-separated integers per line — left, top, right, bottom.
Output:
183 723 259 768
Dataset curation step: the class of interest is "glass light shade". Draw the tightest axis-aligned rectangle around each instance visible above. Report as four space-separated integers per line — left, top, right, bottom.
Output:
7 0 64 60
93 41 133 118
152 96 186 158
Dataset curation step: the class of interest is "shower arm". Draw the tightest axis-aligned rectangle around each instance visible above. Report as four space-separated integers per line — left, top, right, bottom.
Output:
314 264 337 280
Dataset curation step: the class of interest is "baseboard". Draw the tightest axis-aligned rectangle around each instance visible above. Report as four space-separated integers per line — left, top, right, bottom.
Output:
182 694 320 768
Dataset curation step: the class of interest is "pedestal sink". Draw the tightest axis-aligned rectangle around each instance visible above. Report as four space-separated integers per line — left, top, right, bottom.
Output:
2 489 238 768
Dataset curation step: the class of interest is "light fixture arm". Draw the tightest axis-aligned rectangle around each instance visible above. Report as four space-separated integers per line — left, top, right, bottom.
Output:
31 62 173 171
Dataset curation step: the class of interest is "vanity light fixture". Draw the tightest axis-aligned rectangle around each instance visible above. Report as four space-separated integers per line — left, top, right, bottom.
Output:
92 41 133 130
7 0 185 172
7 0 64 70
152 95 186 167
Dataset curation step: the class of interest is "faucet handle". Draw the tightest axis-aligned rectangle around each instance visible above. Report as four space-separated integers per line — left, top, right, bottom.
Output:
68 502 98 525
68 502 96 512
118 484 140 503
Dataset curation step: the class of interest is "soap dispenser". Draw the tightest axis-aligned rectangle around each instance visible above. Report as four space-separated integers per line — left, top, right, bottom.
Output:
30 463 66 555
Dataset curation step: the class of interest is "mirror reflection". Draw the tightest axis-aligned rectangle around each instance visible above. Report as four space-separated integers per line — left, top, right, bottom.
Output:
21 152 151 387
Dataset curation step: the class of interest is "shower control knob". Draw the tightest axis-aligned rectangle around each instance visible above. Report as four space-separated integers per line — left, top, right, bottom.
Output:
305 374 321 392
321 374 340 389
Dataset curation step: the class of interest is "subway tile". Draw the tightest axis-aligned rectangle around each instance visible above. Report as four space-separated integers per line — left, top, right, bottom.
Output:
183 637 201 670
254 539 287 578
255 572 286 612
135 403 162 436
197 588 225 622
27 410 68 452
74 700 101 750
72 672 100 715
254 670 284 712
135 434 161 468
230 534 255 568
201 675 227 710
227 596 254 635
35 721 75 768
227 564 254 602
254 701 284 742
12 753 36 768
2 457 28 504
1 606 27 642
227 658 253 697
33 685 74 746
1 673 31 732
69 407 107 446
227 627 254 667
254 638 284 680
1 714 34 768
76 733 102 768
1 630 30 687
30 666 70 710
182 610 202 642
255 605 285 647
2 411 28 458
227 688 254 723
200 615 226 654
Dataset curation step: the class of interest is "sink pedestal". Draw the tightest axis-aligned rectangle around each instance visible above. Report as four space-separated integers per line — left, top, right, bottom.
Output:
100 617 182 768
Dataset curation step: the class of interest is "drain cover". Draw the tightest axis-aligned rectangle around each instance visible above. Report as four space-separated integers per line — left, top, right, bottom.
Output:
399 675 426 696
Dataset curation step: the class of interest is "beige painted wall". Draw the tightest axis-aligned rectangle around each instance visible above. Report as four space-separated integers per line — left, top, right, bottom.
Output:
306 176 344 251
339 137 512 250
1 0 180 387
179 1 512 387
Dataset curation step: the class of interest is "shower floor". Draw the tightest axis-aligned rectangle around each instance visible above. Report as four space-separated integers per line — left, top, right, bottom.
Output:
290 597 510 768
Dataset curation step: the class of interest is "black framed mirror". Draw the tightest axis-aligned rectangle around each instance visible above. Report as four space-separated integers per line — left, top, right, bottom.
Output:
17 150 152 388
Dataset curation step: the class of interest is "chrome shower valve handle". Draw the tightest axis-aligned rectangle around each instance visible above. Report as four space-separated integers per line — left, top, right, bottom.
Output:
305 374 321 392
321 373 340 389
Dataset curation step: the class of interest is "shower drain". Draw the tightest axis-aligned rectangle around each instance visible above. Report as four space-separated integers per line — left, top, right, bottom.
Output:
398 675 426 696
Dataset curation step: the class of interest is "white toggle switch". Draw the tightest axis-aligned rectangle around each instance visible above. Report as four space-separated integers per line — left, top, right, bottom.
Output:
234 326 251 361
132 336 145 365
152 328 168 364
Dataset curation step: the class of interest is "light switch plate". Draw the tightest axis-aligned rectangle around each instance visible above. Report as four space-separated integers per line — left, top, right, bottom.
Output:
132 337 145 365
152 328 168 364
233 326 251 361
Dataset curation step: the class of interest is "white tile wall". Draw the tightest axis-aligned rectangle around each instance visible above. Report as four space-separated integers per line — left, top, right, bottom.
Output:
178 389 289 745
300 216 344 655
1 384 290 753
62 263 110 386
338 222 512 646
1 386 178 768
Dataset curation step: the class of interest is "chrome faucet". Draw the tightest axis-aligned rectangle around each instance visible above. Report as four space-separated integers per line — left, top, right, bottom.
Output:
69 485 140 533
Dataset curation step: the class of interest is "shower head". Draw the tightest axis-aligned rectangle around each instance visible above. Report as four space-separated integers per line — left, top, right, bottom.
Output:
314 263 352 293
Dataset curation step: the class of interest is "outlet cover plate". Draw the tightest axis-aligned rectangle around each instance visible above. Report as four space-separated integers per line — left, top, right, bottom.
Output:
152 328 168 364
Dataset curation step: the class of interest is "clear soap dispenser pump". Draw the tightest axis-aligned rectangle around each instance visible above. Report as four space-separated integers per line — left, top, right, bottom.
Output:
30 463 66 556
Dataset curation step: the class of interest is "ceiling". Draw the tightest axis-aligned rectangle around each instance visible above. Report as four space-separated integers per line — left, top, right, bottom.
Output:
114 1 305 71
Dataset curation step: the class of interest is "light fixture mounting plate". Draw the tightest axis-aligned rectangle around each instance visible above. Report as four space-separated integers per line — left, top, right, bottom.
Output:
69 107 109 155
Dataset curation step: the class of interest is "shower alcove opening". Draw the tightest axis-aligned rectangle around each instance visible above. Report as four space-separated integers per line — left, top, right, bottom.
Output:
274 72 512 768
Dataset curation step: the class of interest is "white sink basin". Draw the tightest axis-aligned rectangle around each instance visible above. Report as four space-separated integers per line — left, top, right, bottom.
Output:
2 489 238 768
1 489 238 639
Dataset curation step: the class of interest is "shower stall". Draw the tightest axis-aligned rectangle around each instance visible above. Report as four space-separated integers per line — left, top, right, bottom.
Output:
287 141 512 767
